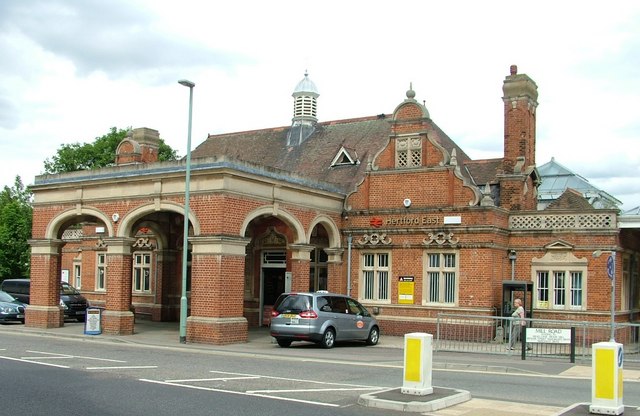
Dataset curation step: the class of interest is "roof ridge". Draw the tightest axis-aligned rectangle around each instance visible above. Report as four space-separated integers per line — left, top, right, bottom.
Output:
320 114 389 126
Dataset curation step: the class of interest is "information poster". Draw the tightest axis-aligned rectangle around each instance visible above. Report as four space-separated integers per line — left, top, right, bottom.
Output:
398 276 415 304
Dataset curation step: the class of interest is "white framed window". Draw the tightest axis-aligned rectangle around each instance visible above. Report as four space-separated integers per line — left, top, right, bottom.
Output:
396 136 422 168
535 269 585 310
531 247 588 311
96 252 106 291
361 252 390 302
133 252 152 292
424 251 458 305
74 263 81 289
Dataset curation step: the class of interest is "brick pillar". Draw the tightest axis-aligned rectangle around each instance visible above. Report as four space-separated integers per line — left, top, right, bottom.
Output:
25 239 65 328
187 236 251 345
289 244 314 292
324 247 345 294
102 237 135 335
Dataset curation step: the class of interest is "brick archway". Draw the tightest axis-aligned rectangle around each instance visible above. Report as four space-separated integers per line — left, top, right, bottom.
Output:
118 201 202 238
240 205 306 244
45 207 114 239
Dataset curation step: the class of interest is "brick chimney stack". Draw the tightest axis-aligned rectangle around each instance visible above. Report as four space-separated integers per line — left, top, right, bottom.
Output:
502 65 538 173
498 65 539 211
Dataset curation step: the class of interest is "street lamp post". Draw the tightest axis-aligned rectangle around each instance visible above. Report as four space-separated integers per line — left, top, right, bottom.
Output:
178 79 195 344
593 249 617 342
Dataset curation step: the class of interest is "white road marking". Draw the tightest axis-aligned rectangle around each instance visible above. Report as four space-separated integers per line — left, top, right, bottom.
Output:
22 356 73 360
26 350 126 362
165 376 261 383
86 365 158 370
209 370 377 388
139 378 340 408
248 387 379 394
0 355 70 368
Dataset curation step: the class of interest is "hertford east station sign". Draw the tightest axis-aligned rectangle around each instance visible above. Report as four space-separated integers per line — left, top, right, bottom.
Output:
370 215 462 228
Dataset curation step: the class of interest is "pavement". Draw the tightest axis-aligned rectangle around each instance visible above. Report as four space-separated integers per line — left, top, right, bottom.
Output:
1 319 639 416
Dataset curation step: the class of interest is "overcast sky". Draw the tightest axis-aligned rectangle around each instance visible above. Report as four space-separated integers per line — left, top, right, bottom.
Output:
1 0 638 211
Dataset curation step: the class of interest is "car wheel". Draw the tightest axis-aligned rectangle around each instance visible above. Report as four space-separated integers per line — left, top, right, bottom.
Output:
320 328 335 349
276 338 292 348
366 326 380 345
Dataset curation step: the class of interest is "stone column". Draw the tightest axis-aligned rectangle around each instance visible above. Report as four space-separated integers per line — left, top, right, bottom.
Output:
25 239 65 328
324 248 345 294
187 235 251 345
102 237 135 335
289 244 314 292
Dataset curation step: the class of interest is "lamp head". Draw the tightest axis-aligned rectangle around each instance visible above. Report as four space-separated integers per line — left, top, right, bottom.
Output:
178 79 195 88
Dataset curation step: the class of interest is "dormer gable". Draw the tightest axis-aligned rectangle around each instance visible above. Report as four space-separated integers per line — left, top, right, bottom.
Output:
330 146 359 167
391 83 431 136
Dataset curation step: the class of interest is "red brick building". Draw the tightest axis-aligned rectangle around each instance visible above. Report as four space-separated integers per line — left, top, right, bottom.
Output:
26 66 640 344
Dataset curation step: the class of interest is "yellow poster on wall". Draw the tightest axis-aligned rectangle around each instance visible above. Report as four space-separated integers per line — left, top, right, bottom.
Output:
398 276 415 304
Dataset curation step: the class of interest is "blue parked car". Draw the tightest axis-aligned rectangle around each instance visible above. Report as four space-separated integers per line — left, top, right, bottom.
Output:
0 290 26 323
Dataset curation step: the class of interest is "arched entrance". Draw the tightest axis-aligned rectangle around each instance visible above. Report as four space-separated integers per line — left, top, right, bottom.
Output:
241 208 342 327
27 203 199 334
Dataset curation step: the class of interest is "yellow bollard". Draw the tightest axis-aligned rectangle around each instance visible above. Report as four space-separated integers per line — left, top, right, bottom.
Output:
590 341 624 415
402 332 433 395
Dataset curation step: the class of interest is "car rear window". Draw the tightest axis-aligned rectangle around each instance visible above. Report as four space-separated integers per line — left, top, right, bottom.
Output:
60 283 80 295
274 294 312 313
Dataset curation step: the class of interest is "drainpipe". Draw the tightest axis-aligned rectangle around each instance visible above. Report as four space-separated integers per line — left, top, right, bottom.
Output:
347 234 352 296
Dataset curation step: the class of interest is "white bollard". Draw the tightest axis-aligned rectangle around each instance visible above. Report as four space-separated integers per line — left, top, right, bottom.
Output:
401 332 433 396
590 341 624 415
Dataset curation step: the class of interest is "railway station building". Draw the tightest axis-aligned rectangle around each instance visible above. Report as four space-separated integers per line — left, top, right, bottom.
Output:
26 66 640 344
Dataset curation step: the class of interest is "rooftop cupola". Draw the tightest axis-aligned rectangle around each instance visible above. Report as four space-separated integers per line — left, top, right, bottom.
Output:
292 71 319 124
288 71 319 145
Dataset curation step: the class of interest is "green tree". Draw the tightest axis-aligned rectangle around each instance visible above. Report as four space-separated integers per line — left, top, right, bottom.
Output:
43 127 178 174
0 176 32 280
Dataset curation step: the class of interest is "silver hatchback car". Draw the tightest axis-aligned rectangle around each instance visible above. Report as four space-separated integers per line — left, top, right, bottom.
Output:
269 291 380 348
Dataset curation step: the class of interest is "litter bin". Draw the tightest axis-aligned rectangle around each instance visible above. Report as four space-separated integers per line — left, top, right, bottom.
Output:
84 307 103 335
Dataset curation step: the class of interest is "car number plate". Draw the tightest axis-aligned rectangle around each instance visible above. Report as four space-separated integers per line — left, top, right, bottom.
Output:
282 313 298 318
17 314 24 319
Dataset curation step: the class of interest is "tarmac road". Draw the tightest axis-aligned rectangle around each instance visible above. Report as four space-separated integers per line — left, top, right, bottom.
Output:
1 320 639 415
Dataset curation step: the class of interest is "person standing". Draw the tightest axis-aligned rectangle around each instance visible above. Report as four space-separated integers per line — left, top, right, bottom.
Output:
508 298 526 350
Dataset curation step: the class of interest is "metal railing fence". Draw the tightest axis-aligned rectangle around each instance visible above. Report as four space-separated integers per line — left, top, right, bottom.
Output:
435 313 640 364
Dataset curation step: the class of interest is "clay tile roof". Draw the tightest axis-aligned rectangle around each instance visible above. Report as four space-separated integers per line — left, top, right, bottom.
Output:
189 114 475 194
545 188 595 211
463 158 503 185
190 116 392 193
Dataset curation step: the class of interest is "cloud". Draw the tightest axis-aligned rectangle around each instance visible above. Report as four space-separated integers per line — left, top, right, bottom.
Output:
0 92 20 129
0 0 638 212
0 0 248 84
